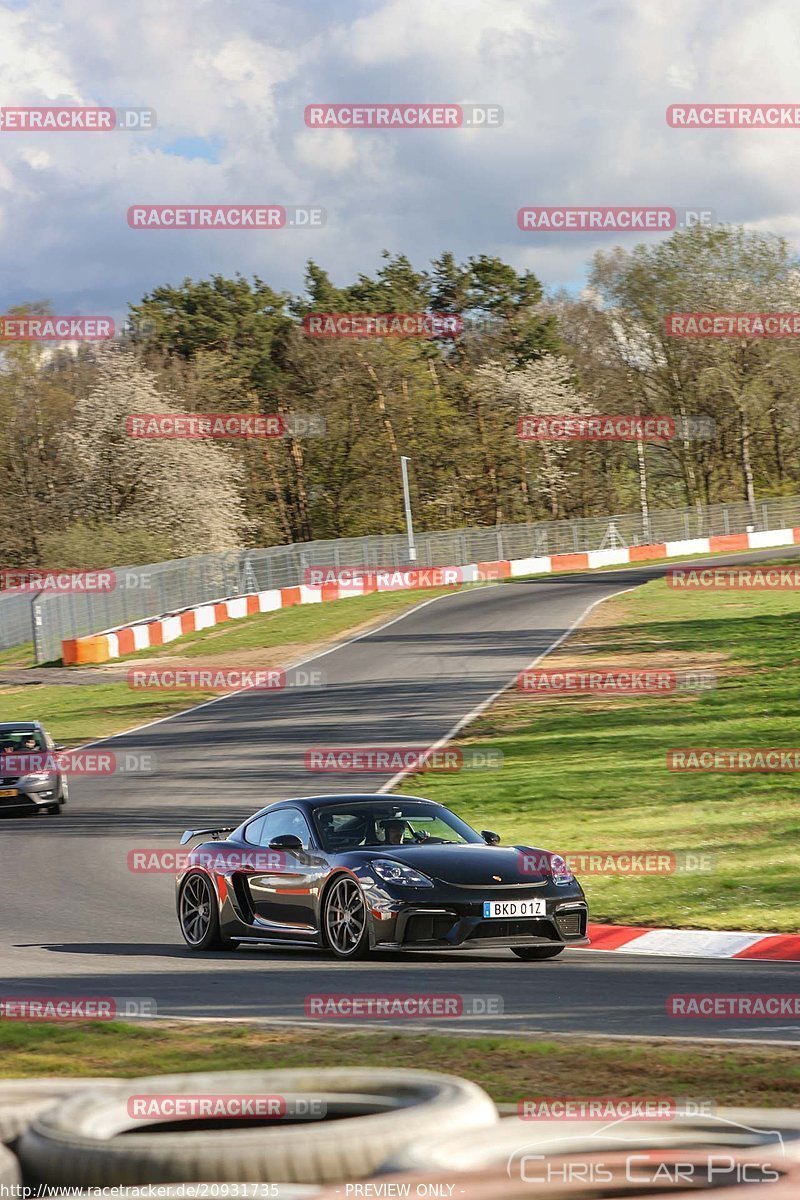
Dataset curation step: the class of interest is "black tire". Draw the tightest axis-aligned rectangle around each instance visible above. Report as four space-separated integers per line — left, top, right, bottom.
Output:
178 871 229 951
46 778 67 814
322 875 370 959
17 1068 497 1186
512 945 565 960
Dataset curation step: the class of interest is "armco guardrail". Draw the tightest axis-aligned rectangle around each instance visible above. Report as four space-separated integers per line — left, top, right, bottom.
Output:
3 494 800 663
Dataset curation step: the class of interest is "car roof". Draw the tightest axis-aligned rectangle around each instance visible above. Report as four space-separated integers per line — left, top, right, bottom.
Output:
247 794 444 820
0 721 42 731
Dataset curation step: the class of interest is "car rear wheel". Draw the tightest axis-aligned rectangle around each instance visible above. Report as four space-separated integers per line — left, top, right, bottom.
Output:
323 876 370 959
178 871 229 951
512 945 565 960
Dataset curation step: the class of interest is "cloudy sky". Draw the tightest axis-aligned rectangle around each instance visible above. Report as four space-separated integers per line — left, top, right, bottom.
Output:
2 0 800 323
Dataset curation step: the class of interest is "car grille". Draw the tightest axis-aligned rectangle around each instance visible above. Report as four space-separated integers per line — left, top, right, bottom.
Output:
470 918 554 940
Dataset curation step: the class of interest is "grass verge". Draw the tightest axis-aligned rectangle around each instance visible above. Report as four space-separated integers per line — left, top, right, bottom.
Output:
397 574 800 932
0 1021 797 1108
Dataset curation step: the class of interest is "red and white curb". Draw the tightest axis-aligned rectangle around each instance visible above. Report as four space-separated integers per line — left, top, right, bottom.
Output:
587 922 800 961
62 525 800 665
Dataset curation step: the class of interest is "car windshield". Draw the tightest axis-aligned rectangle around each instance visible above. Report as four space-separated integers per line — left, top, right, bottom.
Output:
312 800 484 851
0 730 45 754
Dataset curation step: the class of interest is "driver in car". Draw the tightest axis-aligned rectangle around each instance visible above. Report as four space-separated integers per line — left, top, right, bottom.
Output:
382 818 408 845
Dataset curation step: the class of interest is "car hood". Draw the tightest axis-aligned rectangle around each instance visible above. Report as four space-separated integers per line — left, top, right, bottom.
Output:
359 843 552 885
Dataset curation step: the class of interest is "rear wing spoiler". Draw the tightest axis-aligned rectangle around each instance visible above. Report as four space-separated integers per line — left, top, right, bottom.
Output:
180 826 235 846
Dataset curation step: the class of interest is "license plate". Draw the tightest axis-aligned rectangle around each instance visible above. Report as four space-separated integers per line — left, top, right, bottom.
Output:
0 789 18 798
483 898 546 918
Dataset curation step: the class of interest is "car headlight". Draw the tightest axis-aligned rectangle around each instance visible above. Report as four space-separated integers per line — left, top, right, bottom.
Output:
549 853 575 884
371 859 434 888
21 772 53 783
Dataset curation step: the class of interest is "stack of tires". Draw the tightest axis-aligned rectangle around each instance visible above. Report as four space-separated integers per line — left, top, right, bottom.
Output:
1 1069 798 1197
0 1068 497 1191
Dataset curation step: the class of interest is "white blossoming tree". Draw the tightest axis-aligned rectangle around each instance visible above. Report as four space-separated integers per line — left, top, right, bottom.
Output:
475 354 595 519
64 349 250 556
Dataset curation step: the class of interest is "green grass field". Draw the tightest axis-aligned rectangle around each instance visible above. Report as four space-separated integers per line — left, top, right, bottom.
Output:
0 1021 797 1108
397 578 800 932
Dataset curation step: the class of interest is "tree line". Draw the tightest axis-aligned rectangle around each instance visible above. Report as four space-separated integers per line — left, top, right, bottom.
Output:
1 225 799 569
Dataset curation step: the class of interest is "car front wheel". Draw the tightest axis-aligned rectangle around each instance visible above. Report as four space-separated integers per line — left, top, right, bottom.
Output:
323 876 370 959
178 871 230 951
512 945 565 961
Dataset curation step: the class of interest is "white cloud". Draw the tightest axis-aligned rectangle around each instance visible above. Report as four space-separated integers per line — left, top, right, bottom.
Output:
2 0 800 320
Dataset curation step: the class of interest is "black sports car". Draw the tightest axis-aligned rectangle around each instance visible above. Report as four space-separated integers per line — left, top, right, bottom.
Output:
176 794 588 959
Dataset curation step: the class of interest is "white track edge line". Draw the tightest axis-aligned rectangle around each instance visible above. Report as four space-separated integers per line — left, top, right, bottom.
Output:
378 585 641 793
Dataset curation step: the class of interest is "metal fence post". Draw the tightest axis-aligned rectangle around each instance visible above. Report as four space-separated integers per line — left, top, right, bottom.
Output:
31 593 45 664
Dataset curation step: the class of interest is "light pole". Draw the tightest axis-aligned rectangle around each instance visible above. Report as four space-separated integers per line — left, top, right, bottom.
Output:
400 455 417 562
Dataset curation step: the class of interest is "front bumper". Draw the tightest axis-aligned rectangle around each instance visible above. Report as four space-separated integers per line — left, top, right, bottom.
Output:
364 881 588 950
0 781 62 813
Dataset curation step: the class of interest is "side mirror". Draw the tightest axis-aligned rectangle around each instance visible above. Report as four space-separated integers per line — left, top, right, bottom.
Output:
268 834 304 852
481 830 501 845
54 744 66 752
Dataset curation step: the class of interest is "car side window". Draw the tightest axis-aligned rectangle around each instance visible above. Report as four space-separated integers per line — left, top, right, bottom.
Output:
253 808 313 849
243 814 267 846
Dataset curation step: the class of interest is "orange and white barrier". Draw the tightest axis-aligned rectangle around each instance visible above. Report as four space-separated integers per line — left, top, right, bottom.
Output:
61 526 800 665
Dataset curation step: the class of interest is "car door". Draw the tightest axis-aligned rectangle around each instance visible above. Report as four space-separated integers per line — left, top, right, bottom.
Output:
242 807 329 937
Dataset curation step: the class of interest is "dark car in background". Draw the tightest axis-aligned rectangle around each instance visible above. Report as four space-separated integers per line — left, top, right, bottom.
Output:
176 793 588 959
0 721 68 816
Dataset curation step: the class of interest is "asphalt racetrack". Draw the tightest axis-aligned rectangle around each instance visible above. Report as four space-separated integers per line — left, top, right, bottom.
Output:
1 548 798 1044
